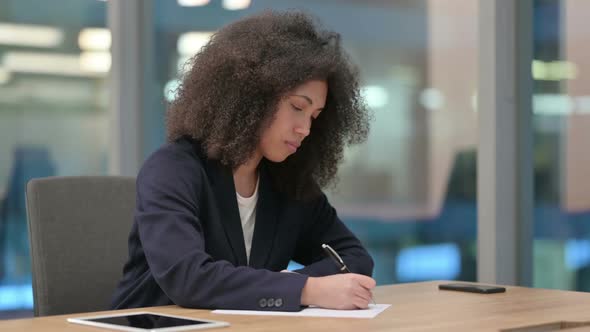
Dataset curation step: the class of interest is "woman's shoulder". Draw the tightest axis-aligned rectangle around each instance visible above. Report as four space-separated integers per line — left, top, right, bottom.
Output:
136 137 210 203
139 136 207 179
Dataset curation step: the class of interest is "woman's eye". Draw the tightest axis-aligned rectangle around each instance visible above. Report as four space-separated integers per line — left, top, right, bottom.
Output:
291 104 303 111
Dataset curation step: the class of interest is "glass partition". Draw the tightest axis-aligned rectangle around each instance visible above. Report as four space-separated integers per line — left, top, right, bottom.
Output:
0 0 109 313
532 0 590 291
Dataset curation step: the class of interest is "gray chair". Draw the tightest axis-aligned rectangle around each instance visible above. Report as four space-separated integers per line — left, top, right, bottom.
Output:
25 176 135 316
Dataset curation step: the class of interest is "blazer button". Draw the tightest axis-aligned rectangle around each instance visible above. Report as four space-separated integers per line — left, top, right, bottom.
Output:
258 298 267 308
275 298 283 308
267 298 274 307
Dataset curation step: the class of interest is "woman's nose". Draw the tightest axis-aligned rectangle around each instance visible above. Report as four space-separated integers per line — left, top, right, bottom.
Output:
295 120 311 138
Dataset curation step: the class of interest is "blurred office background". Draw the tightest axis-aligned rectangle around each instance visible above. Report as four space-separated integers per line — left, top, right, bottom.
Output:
0 0 589 318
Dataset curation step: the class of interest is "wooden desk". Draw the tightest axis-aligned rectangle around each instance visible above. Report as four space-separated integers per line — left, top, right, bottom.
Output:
3 281 590 332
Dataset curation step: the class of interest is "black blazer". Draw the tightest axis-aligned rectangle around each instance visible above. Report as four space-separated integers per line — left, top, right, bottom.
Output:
111 137 373 312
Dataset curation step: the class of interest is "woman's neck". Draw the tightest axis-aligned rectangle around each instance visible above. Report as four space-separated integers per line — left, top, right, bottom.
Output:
233 155 261 198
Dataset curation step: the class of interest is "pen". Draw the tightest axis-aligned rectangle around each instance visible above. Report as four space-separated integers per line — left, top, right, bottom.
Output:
321 243 376 305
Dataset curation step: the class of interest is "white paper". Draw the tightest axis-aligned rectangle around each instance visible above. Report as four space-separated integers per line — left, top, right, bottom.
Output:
212 304 390 319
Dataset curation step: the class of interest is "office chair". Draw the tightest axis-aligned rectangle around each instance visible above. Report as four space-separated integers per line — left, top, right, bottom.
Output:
25 176 135 316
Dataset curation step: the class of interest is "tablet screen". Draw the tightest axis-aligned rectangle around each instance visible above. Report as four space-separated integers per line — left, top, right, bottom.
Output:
68 312 229 331
89 314 208 329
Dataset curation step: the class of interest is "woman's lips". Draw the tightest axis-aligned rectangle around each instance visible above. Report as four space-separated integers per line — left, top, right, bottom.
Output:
285 141 299 152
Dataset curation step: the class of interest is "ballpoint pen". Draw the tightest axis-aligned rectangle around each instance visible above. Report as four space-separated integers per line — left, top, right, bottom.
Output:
321 243 376 305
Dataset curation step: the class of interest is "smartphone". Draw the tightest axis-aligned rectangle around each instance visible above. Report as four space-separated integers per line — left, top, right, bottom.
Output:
439 283 506 294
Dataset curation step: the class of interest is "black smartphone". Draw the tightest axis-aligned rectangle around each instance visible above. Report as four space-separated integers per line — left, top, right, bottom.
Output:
439 283 506 294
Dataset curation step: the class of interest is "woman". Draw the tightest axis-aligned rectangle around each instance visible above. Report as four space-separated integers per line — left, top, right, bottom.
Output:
111 10 375 312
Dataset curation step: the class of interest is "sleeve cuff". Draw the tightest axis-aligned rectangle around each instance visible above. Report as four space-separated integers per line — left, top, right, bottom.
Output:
252 272 309 312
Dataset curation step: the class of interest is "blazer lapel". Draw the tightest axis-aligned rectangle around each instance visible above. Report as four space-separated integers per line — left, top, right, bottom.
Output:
207 160 248 266
248 163 280 269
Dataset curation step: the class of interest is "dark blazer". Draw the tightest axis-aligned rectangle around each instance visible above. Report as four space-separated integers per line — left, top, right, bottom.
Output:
111 137 373 312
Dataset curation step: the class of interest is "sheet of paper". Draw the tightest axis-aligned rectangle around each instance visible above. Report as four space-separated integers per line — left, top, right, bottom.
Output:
212 304 390 319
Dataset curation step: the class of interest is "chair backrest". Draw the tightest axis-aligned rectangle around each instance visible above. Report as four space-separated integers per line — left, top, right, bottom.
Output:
26 176 135 316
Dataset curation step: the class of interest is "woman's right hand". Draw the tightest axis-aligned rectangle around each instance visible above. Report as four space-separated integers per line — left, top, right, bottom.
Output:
300 274 376 309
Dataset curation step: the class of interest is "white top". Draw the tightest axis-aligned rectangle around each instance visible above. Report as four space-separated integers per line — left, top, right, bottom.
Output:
236 176 259 264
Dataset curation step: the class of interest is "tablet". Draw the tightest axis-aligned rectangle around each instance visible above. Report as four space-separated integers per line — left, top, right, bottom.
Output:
67 311 230 332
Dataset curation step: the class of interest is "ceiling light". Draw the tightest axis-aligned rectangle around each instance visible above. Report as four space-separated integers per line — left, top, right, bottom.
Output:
419 88 444 111
78 28 111 51
80 51 111 73
222 0 251 10
0 67 11 85
178 0 210 6
2 51 108 77
164 79 181 102
177 32 213 56
0 23 63 48
361 85 389 108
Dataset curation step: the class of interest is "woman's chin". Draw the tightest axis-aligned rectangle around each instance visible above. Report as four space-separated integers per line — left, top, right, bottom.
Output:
265 153 290 163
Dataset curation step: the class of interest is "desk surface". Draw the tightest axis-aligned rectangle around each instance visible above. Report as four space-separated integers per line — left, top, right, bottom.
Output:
4 281 590 332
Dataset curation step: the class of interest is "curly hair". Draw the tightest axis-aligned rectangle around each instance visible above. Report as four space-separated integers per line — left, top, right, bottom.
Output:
166 10 369 201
